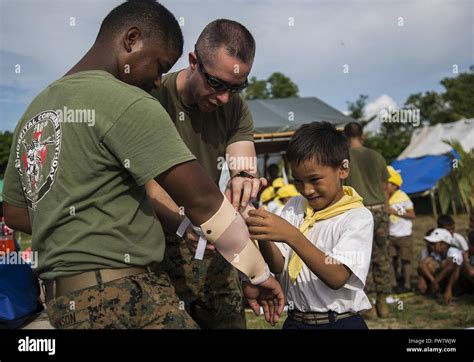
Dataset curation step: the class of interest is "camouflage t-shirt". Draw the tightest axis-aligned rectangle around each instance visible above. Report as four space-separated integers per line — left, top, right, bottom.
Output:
3 70 195 279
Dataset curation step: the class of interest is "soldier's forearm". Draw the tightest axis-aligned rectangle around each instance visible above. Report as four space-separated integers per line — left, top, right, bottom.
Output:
145 180 184 234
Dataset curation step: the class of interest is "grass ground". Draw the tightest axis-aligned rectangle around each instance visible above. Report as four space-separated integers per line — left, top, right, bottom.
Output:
19 214 472 329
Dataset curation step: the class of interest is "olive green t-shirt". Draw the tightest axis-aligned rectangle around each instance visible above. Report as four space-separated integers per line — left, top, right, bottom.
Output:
3 70 195 280
151 71 254 184
345 147 390 206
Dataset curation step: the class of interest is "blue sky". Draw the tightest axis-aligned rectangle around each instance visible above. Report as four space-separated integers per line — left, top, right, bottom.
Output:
0 0 472 131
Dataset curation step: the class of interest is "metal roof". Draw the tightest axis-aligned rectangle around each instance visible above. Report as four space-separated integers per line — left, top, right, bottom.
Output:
247 96 355 133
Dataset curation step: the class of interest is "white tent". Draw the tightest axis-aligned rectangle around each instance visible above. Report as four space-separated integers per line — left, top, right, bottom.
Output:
398 118 474 160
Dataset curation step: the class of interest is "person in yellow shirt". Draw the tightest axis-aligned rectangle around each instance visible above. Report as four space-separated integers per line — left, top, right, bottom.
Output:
386 166 416 293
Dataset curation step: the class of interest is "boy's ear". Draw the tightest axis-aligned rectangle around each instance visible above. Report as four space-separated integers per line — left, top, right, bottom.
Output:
339 159 350 180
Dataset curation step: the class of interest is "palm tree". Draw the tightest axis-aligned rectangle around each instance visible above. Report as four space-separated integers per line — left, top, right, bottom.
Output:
437 140 474 214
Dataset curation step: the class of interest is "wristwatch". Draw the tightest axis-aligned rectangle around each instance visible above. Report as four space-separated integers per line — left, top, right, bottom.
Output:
232 171 256 179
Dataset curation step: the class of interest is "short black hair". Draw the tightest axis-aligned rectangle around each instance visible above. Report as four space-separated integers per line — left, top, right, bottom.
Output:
437 214 454 228
343 122 363 139
97 0 183 55
195 19 255 65
286 122 350 168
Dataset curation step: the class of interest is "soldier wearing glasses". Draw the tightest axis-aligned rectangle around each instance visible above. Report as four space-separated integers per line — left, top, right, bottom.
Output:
147 19 266 329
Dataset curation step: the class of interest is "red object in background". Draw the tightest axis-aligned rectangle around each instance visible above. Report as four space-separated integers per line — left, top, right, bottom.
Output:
0 237 16 253
0 216 16 253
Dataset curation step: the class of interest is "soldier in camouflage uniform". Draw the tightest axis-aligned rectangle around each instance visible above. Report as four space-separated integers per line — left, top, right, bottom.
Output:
46 269 198 329
364 207 395 296
344 122 396 319
148 20 265 328
4 2 285 330
161 234 246 329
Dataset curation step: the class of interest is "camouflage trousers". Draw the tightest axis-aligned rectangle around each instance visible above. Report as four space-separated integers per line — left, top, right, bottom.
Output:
45 269 198 329
156 233 246 329
365 206 396 296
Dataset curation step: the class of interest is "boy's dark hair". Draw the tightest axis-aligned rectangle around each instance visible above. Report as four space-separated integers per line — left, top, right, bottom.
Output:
287 122 350 168
195 19 255 65
97 0 183 55
437 214 454 228
343 122 363 139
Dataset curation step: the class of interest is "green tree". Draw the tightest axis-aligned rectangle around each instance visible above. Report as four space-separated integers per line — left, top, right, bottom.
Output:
405 66 474 125
364 120 414 164
244 76 270 100
267 72 299 99
437 140 474 214
243 72 299 100
0 131 13 178
346 94 369 121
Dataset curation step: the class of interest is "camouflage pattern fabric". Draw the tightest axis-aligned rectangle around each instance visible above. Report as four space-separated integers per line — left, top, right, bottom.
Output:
365 207 396 295
46 269 198 329
157 233 246 329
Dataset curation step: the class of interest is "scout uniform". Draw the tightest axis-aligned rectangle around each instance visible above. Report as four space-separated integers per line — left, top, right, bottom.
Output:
3 70 198 329
387 167 414 284
275 187 374 329
151 71 254 329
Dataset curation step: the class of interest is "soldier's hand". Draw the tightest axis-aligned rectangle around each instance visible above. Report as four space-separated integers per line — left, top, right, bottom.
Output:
225 175 267 210
242 276 285 326
183 225 216 258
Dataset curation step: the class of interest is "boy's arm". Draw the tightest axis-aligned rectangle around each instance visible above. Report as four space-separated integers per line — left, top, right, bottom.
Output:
287 231 352 289
418 259 436 282
257 240 285 274
434 259 455 285
246 208 351 289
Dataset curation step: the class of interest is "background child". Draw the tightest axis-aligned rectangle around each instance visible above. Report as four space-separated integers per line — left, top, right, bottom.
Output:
417 228 463 304
437 214 468 253
246 122 374 329
386 166 416 293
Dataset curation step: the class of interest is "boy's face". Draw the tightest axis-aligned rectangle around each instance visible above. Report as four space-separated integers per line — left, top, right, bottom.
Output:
386 182 398 196
291 158 348 211
433 241 449 255
443 223 455 234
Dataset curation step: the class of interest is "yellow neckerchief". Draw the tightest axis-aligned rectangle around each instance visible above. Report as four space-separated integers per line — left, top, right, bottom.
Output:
388 190 411 223
287 186 364 283
389 189 410 205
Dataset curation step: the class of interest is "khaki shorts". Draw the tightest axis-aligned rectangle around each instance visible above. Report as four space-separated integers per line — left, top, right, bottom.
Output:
388 235 413 261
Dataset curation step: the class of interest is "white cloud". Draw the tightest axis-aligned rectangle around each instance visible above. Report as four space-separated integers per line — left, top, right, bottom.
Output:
363 94 398 134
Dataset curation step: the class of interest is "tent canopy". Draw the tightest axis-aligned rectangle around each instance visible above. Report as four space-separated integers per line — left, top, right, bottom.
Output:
398 118 474 160
248 97 355 134
392 119 473 194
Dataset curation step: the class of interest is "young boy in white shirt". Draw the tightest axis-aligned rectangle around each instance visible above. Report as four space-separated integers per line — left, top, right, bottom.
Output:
386 166 416 293
245 122 374 329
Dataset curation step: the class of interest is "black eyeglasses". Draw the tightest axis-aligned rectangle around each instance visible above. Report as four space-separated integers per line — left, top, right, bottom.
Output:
194 49 248 93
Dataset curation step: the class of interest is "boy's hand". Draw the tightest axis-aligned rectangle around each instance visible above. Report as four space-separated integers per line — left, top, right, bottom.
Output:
242 276 285 326
245 208 299 243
